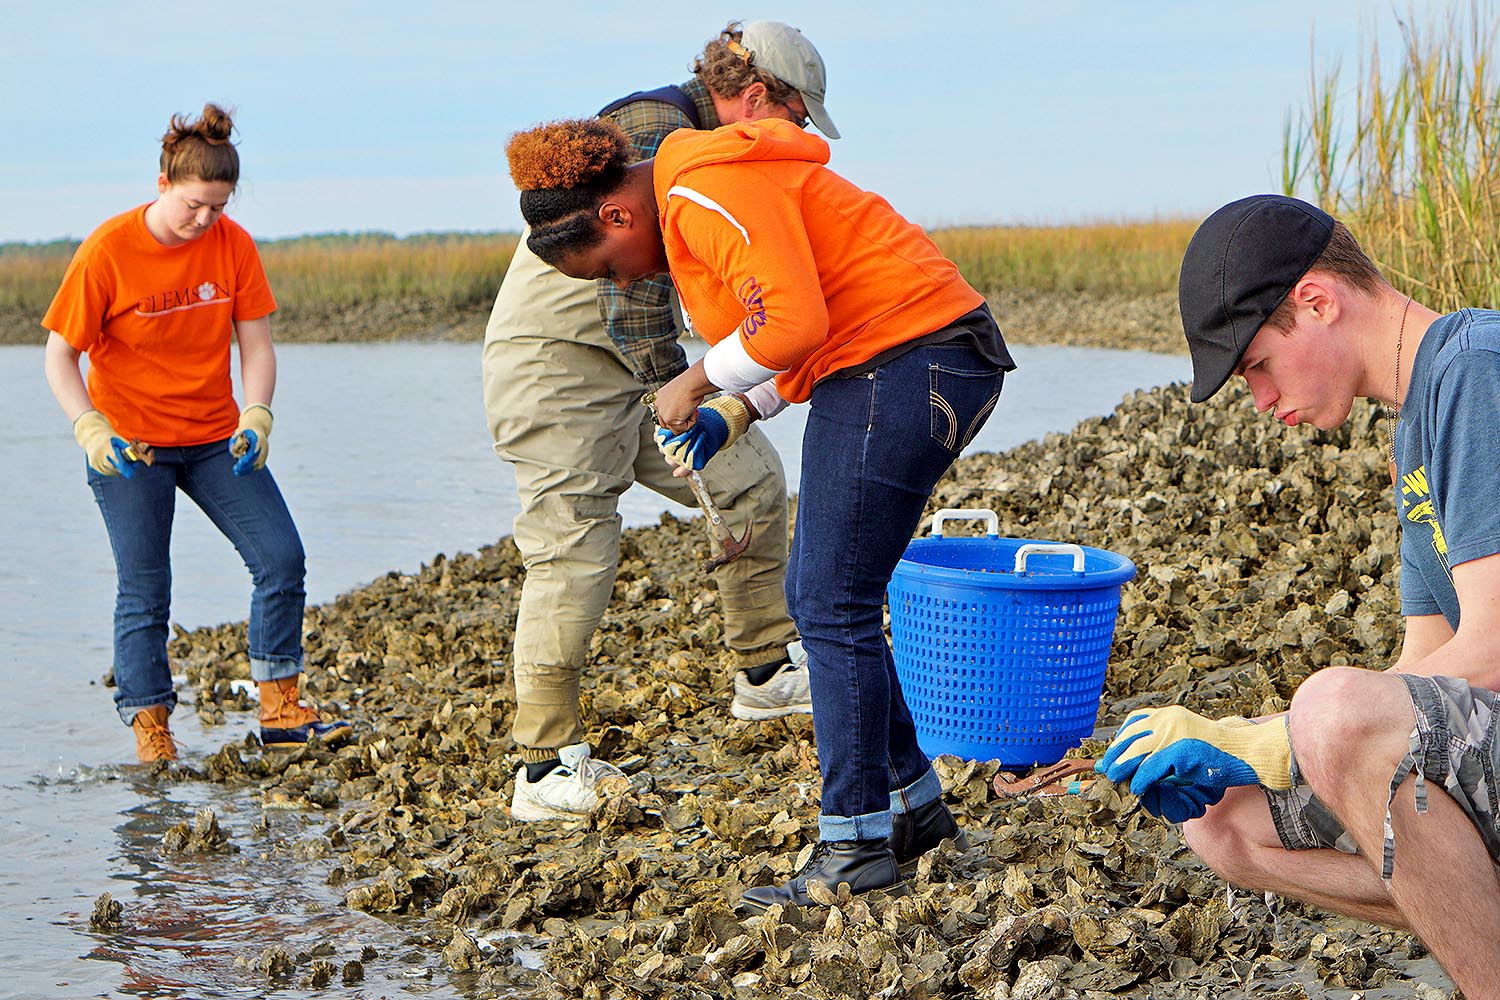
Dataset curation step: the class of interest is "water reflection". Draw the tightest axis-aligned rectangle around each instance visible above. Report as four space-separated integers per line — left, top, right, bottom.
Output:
64 772 546 998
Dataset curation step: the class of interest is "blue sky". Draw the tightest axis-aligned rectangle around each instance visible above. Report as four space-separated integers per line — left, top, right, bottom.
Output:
2 0 1409 243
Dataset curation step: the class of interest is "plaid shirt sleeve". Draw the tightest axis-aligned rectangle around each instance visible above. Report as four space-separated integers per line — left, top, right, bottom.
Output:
596 100 694 388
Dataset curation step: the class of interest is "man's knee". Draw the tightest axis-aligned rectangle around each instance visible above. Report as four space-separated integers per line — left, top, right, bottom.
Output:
1290 667 1411 789
513 489 621 563
1291 665 1372 719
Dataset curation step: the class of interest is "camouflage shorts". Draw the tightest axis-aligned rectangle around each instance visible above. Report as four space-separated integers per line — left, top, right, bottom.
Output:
1264 673 1500 879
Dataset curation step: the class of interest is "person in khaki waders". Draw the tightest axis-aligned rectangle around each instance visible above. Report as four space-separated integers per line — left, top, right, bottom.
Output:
483 22 834 822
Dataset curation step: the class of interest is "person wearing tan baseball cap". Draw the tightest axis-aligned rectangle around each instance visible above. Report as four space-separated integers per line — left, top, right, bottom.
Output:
727 20 840 139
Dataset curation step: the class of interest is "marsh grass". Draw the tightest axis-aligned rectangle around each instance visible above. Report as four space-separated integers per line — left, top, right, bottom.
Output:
0 231 520 343
260 232 518 315
0 221 1188 344
1283 2 1500 309
934 220 1195 298
0 241 74 323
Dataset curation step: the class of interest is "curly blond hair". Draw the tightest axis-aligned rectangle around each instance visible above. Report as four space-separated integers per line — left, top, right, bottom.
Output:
693 22 800 105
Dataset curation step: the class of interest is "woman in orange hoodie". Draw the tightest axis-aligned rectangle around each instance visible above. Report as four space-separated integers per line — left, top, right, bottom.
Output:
507 117 1014 910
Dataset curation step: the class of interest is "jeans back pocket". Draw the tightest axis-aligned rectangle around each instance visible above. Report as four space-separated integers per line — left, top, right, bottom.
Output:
929 363 1004 452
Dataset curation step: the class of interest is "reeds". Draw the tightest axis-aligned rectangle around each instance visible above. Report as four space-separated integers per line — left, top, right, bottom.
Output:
0 232 520 317
1282 2 1500 309
1 221 1188 345
258 231 518 317
933 219 1195 298
0 231 519 343
0 241 75 323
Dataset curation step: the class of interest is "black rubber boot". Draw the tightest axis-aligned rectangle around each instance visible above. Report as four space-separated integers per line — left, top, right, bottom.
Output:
888 797 971 867
738 839 906 914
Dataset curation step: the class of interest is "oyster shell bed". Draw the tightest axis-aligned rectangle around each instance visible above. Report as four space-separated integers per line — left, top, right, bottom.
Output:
167 380 1449 999
988 290 1182 355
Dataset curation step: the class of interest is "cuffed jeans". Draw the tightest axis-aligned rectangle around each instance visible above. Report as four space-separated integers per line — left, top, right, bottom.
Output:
88 441 306 725
483 237 798 754
789 341 1006 841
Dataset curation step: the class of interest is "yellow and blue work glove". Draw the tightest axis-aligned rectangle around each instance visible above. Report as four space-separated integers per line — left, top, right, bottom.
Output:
73 409 144 478
1097 706 1292 823
655 395 750 471
230 404 273 477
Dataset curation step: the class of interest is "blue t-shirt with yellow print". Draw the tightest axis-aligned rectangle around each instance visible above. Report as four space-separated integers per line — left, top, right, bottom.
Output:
1395 308 1500 627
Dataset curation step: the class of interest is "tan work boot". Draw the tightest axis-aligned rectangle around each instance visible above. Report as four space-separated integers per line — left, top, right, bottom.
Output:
132 705 178 763
258 676 353 748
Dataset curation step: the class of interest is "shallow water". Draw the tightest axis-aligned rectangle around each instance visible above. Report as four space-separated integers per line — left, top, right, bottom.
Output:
0 340 1188 998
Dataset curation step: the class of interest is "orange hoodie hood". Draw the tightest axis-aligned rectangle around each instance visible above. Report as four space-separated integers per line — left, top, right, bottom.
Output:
653 119 830 199
650 119 983 403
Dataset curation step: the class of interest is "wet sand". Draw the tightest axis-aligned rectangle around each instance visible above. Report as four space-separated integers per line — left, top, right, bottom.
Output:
149 325 1464 1000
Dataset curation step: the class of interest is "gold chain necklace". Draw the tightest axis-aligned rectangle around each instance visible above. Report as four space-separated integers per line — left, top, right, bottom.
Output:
1386 296 1413 466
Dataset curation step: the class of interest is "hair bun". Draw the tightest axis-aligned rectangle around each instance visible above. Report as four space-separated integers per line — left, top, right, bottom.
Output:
507 119 631 191
164 102 236 149
159 103 240 184
196 103 235 144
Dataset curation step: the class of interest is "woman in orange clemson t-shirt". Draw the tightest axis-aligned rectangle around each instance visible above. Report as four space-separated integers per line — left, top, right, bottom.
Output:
42 104 351 763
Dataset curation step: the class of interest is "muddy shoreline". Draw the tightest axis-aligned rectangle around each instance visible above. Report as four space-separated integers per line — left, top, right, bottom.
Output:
0 290 1179 350
148 344 1460 998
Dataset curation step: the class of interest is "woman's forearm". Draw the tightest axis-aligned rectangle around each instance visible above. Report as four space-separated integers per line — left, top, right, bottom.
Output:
43 332 94 421
235 316 277 407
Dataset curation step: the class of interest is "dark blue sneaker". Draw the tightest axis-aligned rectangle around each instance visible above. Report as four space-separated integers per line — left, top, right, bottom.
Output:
258 677 354 748
260 718 353 749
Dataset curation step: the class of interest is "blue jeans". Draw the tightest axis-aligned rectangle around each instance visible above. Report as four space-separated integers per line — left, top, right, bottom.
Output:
88 440 306 726
788 341 1006 841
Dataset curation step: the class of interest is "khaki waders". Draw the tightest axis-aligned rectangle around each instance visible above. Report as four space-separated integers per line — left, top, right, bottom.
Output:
482 238 797 755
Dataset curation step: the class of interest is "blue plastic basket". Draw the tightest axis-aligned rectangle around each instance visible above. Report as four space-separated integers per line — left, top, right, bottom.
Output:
888 509 1137 766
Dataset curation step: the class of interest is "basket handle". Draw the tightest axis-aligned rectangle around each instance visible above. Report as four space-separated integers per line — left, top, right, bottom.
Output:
928 508 999 537
1014 543 1086 574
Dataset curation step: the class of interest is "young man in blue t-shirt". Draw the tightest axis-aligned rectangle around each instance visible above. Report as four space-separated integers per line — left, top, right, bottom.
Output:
1097 195 1500 998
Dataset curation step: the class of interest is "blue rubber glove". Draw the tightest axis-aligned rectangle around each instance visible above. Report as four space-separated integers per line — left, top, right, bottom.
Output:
231 430 260 476
1135 775 1227 824
109 439 142 479
230 405 273 477
1097 707 1292 822
655 396 750 471
73 410 143 478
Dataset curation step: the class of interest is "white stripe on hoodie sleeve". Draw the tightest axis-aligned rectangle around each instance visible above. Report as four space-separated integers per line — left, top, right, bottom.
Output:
666 186 750 244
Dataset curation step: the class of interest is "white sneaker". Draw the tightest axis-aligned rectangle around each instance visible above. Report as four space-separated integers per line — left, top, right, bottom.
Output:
511 743 627 822
731 640 814 720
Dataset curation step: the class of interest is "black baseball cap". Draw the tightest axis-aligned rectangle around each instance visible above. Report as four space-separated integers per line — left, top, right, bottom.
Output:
1179 194 1335 402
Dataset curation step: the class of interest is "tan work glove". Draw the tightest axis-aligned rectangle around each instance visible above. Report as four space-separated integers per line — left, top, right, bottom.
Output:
230 404 273 475
1098 705 1293 823
73 409 139 477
